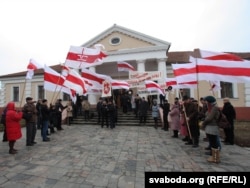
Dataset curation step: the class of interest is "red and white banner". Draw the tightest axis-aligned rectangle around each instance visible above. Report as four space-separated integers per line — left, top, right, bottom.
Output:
101 80 112 98
63 68 87 95
65 45 107 69
44 65 76 103
81 68 111 90
111 80 130 90
144 80 164 95
26 59 44 79
117 61 135 72
129 71 162 80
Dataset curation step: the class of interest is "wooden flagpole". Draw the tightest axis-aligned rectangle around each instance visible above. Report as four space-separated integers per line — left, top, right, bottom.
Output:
19 78 27 109
179 89 192 140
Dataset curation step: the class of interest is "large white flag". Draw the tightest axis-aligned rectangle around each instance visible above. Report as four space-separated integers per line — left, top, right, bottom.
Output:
189 57 250 83
65 45 107 69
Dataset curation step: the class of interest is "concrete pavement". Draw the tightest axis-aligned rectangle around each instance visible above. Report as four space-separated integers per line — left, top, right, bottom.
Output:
0 124 250 188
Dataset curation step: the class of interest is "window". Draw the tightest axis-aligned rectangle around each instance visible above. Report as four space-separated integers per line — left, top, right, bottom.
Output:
220 82 233 98
38 85 44 100
63 93 70 101
13 86 19 102
110 37 121 45
180 88 191 98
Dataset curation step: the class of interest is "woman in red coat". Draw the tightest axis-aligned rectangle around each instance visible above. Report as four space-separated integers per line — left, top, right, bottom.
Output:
5 102 23 154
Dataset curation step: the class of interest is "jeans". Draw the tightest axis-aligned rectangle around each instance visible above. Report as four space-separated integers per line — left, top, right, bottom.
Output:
42 120 49 141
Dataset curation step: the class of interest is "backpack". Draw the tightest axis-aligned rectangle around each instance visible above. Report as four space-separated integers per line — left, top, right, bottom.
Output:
217 110 231 129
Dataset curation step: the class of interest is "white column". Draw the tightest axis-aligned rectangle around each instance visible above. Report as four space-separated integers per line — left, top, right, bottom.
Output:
157 58 167 104
88 67 98 105
157 58 167 81
136 59 145 72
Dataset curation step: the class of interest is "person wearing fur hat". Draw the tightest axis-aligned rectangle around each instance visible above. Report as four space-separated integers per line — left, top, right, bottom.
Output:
202 96 221 163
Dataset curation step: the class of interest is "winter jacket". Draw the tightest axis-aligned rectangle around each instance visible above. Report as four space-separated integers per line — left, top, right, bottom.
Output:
152 104 159 118
6 102 23 141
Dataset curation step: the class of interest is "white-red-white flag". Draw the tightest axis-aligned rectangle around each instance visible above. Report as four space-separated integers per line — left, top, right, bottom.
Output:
209 80 221 92
63 68 87 95
81 68 111 90
199 49 244 61
171 62 197 84
61 65 70 77
26 58 44 79
65 45 107 69
111 80 130 90
145 80 164 95
117 61 135 72
189 57 250 83
43 65 76 103
165 78 197 89
101 80 112 98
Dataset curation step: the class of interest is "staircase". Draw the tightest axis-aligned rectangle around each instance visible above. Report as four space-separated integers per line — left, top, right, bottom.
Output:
71 108 157 126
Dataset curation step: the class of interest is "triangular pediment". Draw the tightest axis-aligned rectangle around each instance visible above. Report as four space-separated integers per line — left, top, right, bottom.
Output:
81 24 171 52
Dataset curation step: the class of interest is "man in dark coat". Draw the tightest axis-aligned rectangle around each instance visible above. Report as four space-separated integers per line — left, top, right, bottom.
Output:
55 99 67 131
138 97 149 125
162 99 170 131
222 98 236 145
101 100 109 128
182 95 199 147
22 97 37 146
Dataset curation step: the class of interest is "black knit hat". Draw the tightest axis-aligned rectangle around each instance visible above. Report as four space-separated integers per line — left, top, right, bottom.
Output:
26 97 33 101
204 96 216 103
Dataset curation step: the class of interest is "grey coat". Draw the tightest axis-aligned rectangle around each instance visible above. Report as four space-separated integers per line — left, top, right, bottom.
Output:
202 103 220 136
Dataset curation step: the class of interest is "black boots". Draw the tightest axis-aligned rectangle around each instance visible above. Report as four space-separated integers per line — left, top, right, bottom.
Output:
172 130 178 138
9 141 17 154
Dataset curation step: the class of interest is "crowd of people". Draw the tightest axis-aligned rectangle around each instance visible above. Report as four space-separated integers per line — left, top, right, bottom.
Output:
1 93 236 165
1 97 71 154
116 92 236 164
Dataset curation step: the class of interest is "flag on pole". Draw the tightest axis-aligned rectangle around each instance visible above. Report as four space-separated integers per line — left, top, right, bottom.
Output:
65 45 107 69
165 78 197 89
189 57 250 83
26 58 43 79
145 80 164 95
117 61 135 72
171 62 197 84
63 68 87 95
111 80 130 90
44 65 76 102
199 49 244 61
81 68 111 89
61 65 70 77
